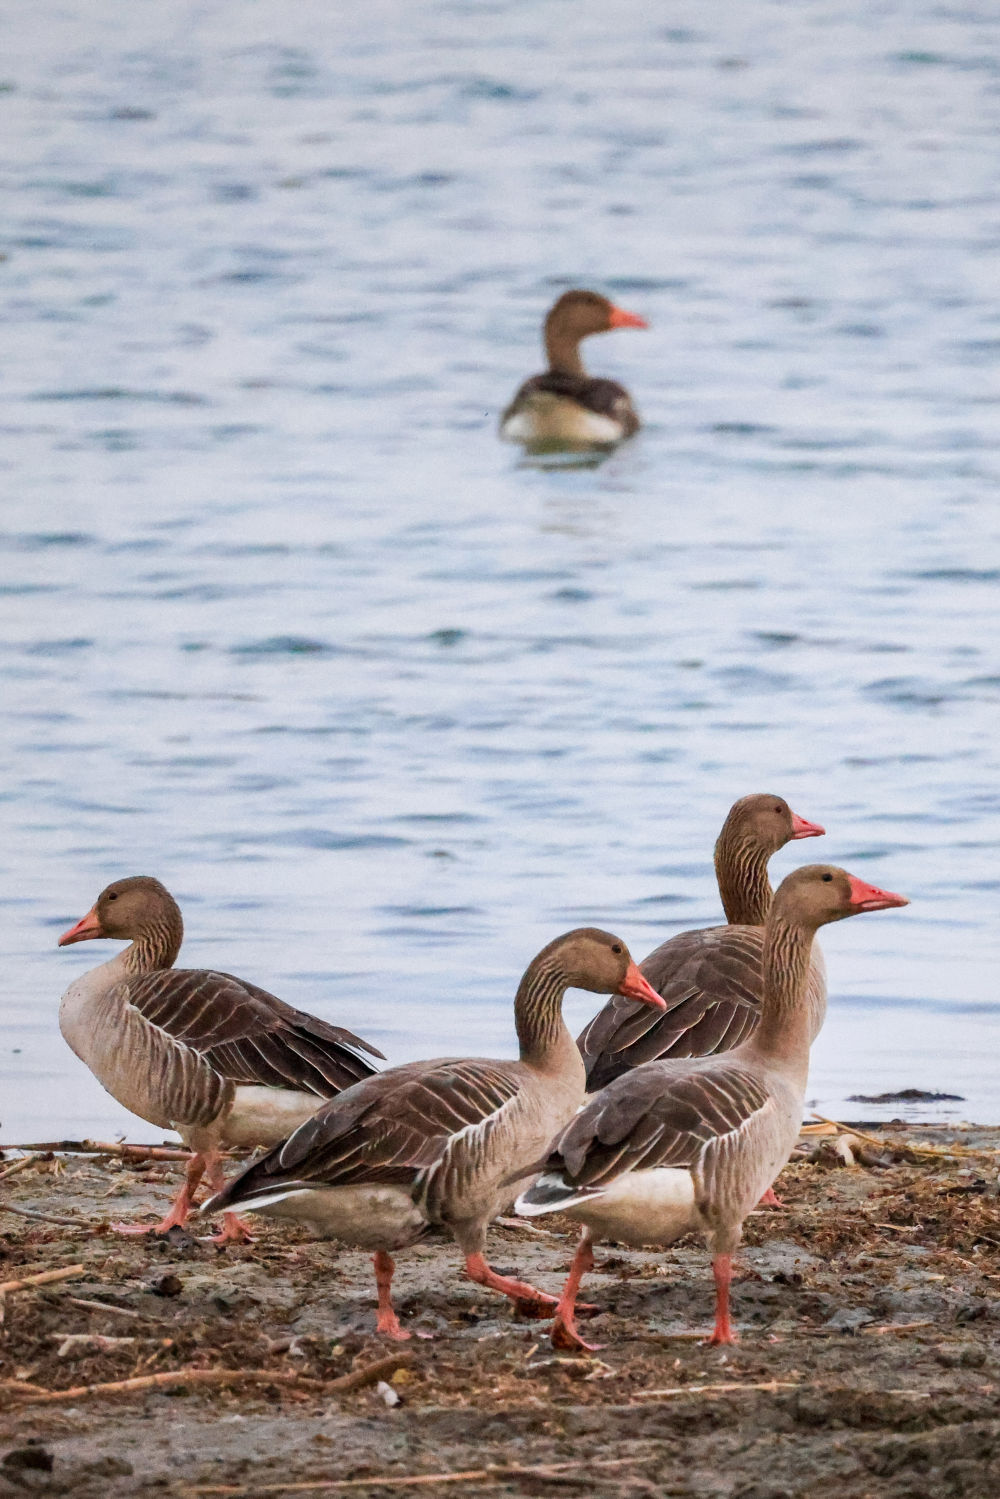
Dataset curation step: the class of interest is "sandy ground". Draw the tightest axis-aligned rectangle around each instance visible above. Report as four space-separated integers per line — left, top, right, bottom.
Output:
1 1125 999 1498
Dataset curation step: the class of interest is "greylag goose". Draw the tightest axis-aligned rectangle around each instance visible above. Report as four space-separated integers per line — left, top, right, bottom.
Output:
499 289 647 447
578 795 826 1093
201 928 665 1338
58 876 384 1242
515 867 907 1349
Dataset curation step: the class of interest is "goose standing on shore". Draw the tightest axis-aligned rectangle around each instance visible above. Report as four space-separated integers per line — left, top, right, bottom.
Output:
202 928 665 1338
578 795 826 1092
57 876 384 1242
516 867 908 1349
500 289 647 448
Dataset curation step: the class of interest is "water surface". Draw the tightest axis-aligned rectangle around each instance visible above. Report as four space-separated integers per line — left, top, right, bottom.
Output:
2 0 999 1137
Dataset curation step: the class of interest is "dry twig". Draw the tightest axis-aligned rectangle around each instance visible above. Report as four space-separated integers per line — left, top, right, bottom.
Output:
0 1154 41 1183
184 1458 635 1496
0 1265 84 1296
632 1379 799 1401
864 1321 934 1336
0 1351 413 1407
0 1202 88 1228
62 1296 144 1321
0 1140 238 1163
810 1114 999 1162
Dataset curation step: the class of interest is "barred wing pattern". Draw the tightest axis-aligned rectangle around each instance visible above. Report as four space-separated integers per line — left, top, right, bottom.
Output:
217 1058 524 1214
549 1061 772 1190
578 926 765 1091
116 967 384 1099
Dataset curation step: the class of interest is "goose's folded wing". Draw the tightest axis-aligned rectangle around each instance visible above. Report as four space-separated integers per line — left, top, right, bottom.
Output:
117 968 384 1098
577 926 764 1089
548 1062 772 1189
216 1059 524 1204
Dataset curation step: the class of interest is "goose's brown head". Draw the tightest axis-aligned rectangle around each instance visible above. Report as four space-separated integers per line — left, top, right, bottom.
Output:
543 927 665 1008
771 864 908 931
722 793 825 855
544 289 647 345
58 876 180 946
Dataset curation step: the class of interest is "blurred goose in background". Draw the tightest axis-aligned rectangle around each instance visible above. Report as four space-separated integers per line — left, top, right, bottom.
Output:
500 289 647 448
202 928 665 1339
579 794 827 1096
58 876 384 1243
516 866 908 1349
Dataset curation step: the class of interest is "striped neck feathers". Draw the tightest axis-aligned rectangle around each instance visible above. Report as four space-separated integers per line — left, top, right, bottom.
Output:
121 908 183 977
514 955 571 1066
714 821 774 927
752 915 815 1056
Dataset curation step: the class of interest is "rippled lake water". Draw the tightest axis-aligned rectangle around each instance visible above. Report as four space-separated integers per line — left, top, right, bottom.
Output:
2 0 999 1139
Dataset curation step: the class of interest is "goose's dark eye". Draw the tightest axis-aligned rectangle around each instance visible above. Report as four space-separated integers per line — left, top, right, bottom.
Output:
611 943 622 955
107 891 118 901
821 873 833 882
774 805 782 814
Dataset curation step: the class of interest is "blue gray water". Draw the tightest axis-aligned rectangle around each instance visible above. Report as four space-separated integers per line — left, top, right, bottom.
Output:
2 0 999 1140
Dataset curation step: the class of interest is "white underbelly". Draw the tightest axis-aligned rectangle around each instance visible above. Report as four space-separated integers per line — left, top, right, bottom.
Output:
501 395 624 445
564 1168 699 1248
221 1086 322 1148
237 1183 428 1252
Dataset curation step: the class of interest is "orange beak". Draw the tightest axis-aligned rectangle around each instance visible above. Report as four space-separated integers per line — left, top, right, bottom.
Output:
846 876 909 912
607 304 648 330
58 908 103 946
791 813 825 840
617 961 666 1009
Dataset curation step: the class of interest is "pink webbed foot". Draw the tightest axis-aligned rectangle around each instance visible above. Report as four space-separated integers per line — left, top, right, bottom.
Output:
464 1252 561 1318
112 1153 208 1237
112 1216 185 1237
206 1212 254 1246
548 1231 603 1352
706 1322 739 1346
375 1309 412 1341
551 1313 604 1353
758 1186 785 1209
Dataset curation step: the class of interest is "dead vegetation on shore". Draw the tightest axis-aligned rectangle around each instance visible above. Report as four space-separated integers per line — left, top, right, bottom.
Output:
0 1123 998 1497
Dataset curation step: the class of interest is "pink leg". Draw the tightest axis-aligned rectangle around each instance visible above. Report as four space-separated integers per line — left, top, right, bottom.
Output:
706 1253 738 1345
112 1153 206 1236
373 1251 410 1340
464 1251 562 1319
203 1154 254 1246
551 1231 603 1353
758 1186 784 1209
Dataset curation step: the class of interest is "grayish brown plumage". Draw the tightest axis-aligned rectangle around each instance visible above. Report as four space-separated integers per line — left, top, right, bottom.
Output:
517 865 908 1350
57 875 383 1241
203 927 665 1338
499 290 646 447
578 794 827 1090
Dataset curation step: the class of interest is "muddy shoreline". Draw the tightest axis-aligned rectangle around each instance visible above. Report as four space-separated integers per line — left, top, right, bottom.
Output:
1 1124 999 1497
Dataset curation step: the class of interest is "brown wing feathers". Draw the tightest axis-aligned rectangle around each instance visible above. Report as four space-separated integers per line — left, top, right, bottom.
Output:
551 1064 771 1188
578 927 765 1090
120 969 384 1097
213 1060 522 1209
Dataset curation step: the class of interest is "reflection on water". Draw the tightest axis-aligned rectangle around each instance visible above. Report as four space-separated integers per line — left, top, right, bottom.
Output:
1 0 999 1137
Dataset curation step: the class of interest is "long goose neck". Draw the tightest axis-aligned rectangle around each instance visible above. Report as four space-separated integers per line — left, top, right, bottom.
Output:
514 957 571 1069
751 915 815 1064
714 824 772 926
122 907 183 978
544 322 586 378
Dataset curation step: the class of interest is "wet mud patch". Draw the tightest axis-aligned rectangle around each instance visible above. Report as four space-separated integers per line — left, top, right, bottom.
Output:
0 1126 998 1496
